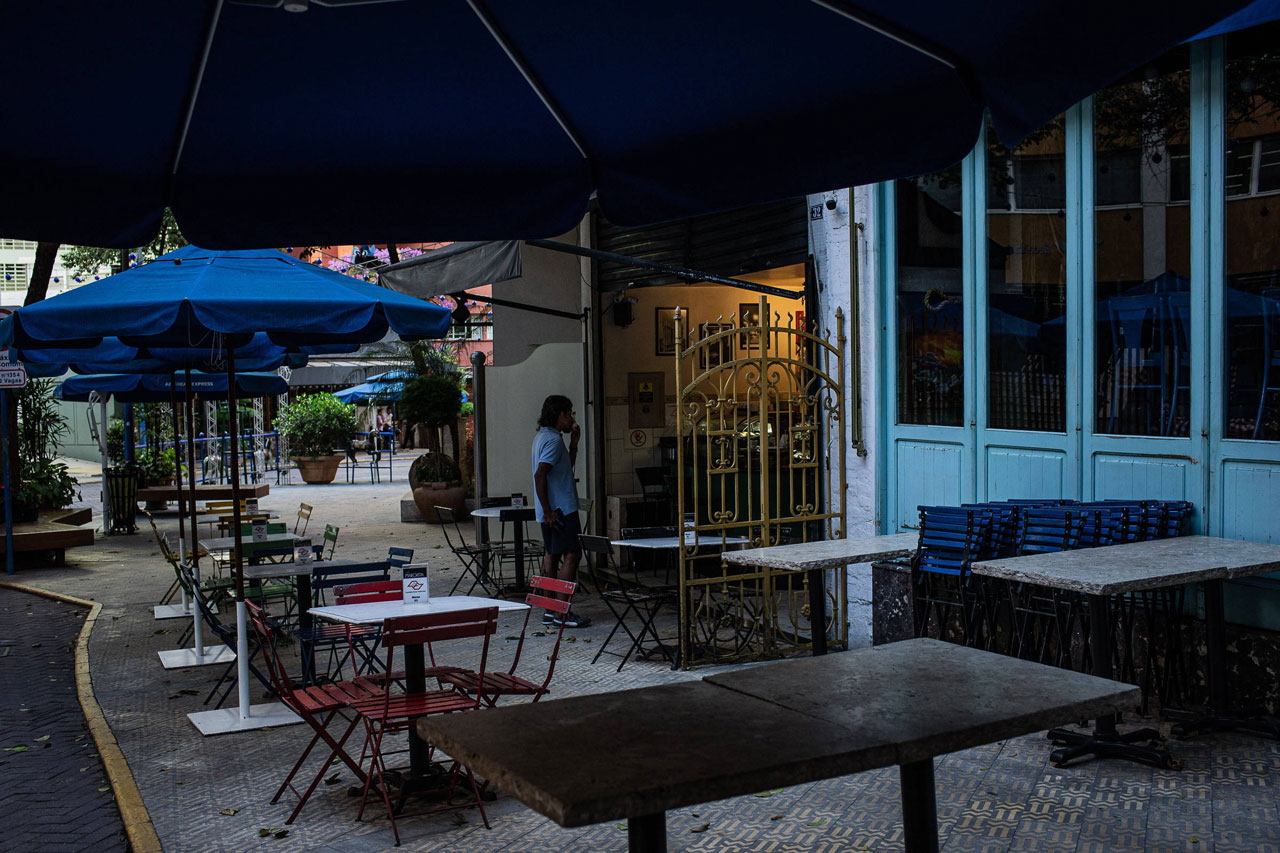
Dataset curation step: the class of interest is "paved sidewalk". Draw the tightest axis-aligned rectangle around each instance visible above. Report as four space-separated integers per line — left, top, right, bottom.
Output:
6 478 1280 852
0 587 127 853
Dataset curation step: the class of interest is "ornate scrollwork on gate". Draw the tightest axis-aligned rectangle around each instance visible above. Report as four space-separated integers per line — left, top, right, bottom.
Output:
674 297 846 666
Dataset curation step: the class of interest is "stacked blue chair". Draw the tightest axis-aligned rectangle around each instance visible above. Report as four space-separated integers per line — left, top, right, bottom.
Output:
911 506 994 647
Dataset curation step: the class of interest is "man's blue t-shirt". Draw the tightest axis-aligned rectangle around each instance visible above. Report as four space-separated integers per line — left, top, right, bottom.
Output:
532 426 577 523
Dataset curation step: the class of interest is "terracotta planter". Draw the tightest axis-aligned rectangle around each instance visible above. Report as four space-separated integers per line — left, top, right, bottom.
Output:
412 482 466 523
292 454 344 485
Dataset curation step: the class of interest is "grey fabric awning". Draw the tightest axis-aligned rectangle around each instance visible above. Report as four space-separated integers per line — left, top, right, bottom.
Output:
378 241 522 300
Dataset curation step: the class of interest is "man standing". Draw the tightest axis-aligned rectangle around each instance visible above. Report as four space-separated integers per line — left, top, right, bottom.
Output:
532 394 589 628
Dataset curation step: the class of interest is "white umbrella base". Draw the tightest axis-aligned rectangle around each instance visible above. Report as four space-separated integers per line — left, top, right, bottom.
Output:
187 702 301 736
154 603 193 620
158 645 235 669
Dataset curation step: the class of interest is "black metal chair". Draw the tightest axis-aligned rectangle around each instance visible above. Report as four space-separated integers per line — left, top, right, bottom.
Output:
437 506 501 595
177 562 277 708
581 534 677 670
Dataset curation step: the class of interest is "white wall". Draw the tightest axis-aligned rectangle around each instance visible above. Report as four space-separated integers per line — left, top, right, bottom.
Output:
482 342 589 503
811 186 884 647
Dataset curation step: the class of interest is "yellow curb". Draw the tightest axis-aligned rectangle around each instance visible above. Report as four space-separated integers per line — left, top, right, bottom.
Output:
0 580 164 853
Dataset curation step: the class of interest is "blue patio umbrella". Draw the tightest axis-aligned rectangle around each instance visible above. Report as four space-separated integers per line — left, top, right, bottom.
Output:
0 1 1264 248
332 369 415 405
0 244 450 733
12 333 333 376
55 371 288 403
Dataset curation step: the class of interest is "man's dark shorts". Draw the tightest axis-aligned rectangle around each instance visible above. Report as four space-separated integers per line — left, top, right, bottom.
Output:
541 512 582 556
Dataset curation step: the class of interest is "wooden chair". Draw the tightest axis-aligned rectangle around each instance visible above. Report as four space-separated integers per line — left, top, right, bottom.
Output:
246 601 377 825
441 576 575 705
347 607 498 844
294 502 313 535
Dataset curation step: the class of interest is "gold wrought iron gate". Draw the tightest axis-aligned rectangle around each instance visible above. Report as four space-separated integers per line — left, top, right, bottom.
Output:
674 297 846 666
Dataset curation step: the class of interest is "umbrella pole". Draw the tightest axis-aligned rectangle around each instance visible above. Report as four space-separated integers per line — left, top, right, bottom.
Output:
2 390 13 576
165 379 191 619
223 350 252 719
177 370 202 656
97 397 111 536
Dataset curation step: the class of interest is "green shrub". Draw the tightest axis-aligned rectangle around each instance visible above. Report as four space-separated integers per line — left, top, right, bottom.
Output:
399 374 463 430
275 394 359 457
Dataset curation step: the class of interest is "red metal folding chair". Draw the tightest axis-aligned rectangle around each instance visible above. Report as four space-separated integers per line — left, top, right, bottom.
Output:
440 575 576 707
244 602 377 825
347 606 499 845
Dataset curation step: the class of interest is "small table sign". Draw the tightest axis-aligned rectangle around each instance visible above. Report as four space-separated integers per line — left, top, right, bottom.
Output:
510 495 524 508
251 521 268 543
246 498 259 514
293 538 314 565
403 566 430 605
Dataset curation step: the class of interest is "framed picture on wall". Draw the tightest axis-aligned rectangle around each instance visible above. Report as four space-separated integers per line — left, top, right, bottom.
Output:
655 307 688 356
738 302 761 350
698 323 733 370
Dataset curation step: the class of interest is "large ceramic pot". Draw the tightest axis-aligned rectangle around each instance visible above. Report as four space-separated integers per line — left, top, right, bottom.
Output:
412 482 466 524
292 454 344 485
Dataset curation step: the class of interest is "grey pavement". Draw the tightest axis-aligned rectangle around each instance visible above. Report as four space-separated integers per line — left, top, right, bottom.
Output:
7 475 1280 852
0 587 127 853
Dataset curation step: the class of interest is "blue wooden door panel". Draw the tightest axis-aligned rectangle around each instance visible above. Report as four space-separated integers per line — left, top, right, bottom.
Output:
1092 453 1194 503
1218 461 1280 545
986 446 1066 501
895 440 966 529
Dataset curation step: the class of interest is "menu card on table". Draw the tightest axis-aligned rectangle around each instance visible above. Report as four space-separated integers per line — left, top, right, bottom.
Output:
510 495 524 508
293 538 313 565
402 566 430 605
246 498 259 514
251 521 268 542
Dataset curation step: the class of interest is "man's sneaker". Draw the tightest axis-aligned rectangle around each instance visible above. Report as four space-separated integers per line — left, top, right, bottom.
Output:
542 611 557 625
548 611 591 628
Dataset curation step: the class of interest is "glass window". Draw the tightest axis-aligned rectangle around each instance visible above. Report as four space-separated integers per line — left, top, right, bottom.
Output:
1093 49 1192 437
1225 24 1280 441
896 168 964 426
986 115 1067 431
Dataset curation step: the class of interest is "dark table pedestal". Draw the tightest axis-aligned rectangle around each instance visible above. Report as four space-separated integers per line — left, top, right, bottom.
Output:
1047 594 1178 769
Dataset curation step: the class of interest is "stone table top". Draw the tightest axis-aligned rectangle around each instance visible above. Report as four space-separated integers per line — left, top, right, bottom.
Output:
970 535 1280 596
720 533 918 571
309 595 527 625
417 638 1137 827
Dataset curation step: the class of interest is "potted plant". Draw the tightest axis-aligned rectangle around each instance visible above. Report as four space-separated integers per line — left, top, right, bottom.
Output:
398 373 468 522
275 393 359 484
136 446 177 487
408 452 465 523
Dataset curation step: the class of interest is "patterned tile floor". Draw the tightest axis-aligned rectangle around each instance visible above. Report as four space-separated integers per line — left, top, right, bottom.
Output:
11 478 1280 852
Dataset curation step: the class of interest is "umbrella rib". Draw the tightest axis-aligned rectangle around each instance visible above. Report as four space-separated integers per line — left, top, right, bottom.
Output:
170 0 226 178
464 0 590 162
806 0 958 70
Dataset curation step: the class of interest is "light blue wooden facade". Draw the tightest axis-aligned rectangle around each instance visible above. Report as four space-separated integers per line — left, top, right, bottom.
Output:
874 38 1280 628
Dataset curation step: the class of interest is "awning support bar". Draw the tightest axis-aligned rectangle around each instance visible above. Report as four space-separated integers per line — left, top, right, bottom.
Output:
525 239 803 300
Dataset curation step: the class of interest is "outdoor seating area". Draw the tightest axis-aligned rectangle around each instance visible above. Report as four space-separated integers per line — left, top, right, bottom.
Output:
7 5 1280 852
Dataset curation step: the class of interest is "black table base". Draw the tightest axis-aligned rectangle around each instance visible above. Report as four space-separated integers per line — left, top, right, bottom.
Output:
1047 721 1179 769
628 812 667 853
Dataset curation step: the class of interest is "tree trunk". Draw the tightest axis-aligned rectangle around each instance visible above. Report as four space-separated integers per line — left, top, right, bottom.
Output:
23 242 59 305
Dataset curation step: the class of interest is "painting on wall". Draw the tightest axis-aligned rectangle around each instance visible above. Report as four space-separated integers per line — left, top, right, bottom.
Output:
655 307 688 356
698 323 733 370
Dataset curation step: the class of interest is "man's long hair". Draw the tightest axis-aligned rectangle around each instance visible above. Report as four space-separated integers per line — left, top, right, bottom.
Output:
538 395 573 429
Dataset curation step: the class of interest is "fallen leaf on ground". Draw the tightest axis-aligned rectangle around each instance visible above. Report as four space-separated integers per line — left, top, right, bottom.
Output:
98 787 110 792
273 830 289 839
770 815 784 821
806 819 826 827
178 689 200 696
35 735 50 742
324 774 340 785
4 745 29 752
450 812 468 826
753 789 783 798
691 823 710 833
218 808 239 816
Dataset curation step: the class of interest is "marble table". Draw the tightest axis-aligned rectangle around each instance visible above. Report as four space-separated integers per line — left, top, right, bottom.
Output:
972 535 1280 763
419 638 1138 853
609 534 750 549
137 482 270 505
720 533 919 655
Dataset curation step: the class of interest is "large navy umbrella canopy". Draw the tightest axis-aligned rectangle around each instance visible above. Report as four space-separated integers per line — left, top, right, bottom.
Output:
0 0 1264 248
333 369 414 405
10 332 330 376
55 372 288 403
0 246 451 351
